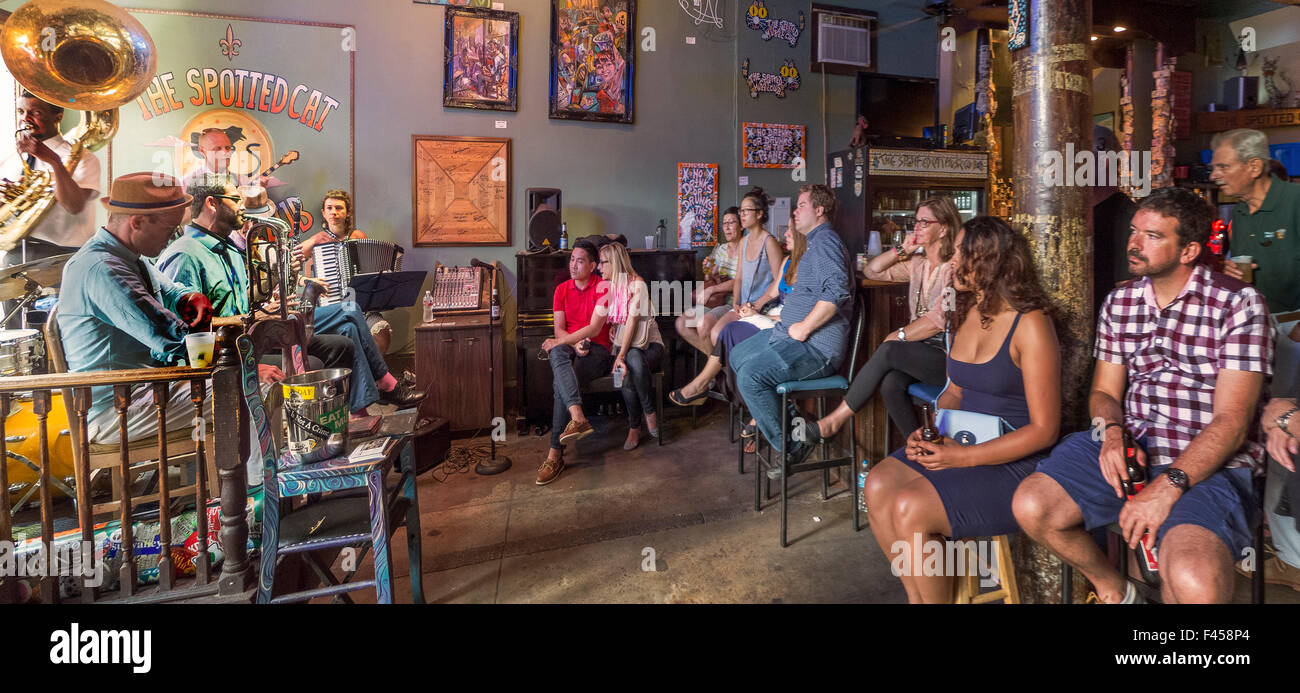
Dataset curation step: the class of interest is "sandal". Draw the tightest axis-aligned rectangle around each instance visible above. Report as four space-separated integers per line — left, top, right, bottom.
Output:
740 422 757 439
669 387 707 407
744 438 757 454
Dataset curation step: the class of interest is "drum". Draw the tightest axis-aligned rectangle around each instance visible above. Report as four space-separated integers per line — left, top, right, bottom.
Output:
0 328 46 376
4 392 76 502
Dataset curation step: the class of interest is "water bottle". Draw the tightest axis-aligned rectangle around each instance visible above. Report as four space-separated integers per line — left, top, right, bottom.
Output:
422 290 434 323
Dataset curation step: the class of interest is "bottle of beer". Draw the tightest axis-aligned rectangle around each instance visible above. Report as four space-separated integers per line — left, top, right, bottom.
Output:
559 222 569 251
1121 429 1159 581
919 403 942 454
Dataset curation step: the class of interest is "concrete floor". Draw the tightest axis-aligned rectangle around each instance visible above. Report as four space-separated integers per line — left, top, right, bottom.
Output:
318 403 1300 605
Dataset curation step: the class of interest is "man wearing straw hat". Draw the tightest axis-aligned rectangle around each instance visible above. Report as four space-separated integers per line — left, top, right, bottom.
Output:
57 173 214 444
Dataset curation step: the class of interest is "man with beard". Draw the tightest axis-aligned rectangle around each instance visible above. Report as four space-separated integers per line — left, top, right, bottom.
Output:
1013 186 1274 604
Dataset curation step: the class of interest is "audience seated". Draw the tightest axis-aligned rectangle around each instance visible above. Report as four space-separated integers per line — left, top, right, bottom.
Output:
705 188 784 350
599 241 665 450
1013 186 1273 604
537 238 613 485
727 184 852 466
864 215 1061 604
676 205 744 354
1259 395 1300 591
805 196 963 445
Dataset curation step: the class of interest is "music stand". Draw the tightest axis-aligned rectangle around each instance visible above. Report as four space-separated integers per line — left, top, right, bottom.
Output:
347 270 427 311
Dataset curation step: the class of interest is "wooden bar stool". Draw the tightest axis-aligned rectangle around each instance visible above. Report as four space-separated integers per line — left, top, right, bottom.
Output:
952 534 1020 604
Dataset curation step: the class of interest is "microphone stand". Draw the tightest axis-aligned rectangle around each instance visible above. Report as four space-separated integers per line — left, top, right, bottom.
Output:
472 258 511 475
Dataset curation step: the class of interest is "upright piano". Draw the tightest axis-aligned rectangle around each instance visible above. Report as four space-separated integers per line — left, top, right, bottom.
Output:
515 248 696 434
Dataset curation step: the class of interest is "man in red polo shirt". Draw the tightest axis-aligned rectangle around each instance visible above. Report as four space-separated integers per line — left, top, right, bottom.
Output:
537 238 613 485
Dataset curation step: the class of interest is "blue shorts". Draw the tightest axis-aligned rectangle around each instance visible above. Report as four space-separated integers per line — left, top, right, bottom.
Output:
1036 431 1256 558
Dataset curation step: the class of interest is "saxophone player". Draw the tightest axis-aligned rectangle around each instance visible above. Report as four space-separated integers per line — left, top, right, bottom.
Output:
1 92 103 262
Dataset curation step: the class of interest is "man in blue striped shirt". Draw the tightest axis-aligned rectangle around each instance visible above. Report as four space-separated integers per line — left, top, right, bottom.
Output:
729 184 853 463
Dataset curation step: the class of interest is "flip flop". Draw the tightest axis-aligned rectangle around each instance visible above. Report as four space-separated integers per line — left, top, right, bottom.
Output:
669 388 706 407
740 422 757 439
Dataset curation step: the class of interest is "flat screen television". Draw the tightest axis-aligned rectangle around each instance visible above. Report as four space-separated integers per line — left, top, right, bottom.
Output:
856 73 938 143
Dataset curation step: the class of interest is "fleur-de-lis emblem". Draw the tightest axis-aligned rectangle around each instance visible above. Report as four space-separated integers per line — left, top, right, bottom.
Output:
219 24 242 61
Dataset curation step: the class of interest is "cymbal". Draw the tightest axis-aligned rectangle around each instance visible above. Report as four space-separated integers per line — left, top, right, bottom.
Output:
0 253 73 301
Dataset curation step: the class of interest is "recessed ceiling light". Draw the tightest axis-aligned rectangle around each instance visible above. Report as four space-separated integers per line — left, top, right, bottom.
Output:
1113 26 1127 33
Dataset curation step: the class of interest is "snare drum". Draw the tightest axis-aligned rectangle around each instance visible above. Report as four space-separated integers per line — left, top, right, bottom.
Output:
0 328 45 376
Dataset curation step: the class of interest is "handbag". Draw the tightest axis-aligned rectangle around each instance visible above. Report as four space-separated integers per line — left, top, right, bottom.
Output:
932 319 1015 446
935 409 1014 447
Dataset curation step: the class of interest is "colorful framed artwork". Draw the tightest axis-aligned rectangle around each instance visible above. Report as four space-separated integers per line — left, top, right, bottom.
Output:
742 122 806 169
414 1 491 7
549 0 636 124
412 135 511 247
676 162 719 248
444 7 519 111
1007 0 1028 51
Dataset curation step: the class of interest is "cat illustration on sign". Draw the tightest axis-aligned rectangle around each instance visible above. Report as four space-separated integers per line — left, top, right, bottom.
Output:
741 59 801 99
744 2 804 48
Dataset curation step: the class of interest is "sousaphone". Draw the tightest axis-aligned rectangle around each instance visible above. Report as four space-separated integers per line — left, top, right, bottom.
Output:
0 0 157 252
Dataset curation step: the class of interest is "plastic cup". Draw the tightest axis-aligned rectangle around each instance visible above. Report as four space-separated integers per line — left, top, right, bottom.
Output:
1230 255 1254 283
612 365 625 389
185 331 217 368
644 235 656 250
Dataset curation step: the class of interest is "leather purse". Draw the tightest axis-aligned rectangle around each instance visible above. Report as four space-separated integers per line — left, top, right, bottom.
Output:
936 409 1015 447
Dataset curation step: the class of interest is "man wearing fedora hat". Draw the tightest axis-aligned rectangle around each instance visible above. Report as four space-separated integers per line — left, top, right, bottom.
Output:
57 172 215 444
159 180 422 414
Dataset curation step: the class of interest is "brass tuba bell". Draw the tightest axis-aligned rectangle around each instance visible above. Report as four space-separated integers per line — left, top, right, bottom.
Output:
0 0 157 253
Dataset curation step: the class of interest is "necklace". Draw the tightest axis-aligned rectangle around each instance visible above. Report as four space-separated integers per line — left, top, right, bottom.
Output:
915 259 942 317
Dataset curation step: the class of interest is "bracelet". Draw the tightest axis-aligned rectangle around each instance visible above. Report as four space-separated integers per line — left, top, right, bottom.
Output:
1104 422 1124 431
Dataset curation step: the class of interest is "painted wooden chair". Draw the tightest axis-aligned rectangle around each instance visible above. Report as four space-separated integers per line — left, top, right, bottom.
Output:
230 334 423 604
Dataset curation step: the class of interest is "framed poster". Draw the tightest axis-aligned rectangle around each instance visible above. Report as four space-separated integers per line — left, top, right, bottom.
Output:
444 7 519 112
414 1 491 6
412 135 511 247
549 0 636 123
676 162 719 248
113 10 353 236
742 122 806 169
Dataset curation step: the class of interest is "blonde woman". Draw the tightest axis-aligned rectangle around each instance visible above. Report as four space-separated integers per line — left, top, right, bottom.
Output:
600 242 666 450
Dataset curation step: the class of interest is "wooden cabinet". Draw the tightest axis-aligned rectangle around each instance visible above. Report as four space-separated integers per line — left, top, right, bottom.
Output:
416 315 503 432
852 280 912 463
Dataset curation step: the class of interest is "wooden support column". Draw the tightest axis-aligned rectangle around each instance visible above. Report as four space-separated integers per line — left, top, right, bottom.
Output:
213 325 253 596
1010 0 1093 603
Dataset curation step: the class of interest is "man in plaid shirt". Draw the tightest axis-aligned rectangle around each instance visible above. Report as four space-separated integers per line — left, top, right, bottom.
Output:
1014 187 1274 604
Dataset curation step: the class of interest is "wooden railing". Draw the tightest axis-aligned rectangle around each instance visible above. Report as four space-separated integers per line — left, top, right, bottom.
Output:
0 327 252 604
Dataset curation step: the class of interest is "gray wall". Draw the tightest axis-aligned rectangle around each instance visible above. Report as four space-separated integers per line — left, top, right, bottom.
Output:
113 0 937 381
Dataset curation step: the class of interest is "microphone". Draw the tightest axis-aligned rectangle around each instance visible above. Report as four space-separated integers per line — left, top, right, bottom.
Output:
469 258 496 270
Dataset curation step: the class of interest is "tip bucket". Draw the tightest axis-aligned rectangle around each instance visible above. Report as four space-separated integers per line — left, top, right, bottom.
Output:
281 368 352 456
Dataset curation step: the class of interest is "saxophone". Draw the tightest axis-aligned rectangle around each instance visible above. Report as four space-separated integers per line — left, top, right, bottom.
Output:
0 0 156 252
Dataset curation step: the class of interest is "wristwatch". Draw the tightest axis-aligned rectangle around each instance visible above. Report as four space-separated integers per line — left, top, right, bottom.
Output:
1277 406 1299 438
897 328 907 342
1164 468 1189 492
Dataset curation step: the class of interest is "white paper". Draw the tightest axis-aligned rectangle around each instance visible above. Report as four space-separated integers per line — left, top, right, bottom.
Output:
833 157 843 167
738 176 749 186
495 120 507 129
686 36 696 44
492 2 505 9
771 196 791 236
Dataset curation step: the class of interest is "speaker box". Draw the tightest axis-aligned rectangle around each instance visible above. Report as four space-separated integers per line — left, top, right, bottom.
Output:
1223 76 1258 110
525 187 562 251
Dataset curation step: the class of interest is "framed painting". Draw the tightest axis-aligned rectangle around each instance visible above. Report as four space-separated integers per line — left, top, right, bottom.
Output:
414 1 491 7
444 7 519 112
677 162 719 248
742 122 807 169
549 0 636 124
412 135 511 247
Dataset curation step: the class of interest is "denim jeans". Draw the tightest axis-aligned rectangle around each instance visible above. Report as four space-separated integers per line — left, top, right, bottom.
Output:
734 335 832 452
549 342 613 448
621 343 664 429
313 303 389 412
1267 458 1300 569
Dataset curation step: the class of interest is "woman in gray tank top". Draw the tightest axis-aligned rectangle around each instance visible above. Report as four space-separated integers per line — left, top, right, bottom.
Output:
706 187 785 346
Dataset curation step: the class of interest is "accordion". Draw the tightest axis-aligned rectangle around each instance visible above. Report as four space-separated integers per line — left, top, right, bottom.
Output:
312 239 405 305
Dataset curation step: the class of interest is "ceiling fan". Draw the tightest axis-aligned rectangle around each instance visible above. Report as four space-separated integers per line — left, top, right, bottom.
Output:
877 0 1010 37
